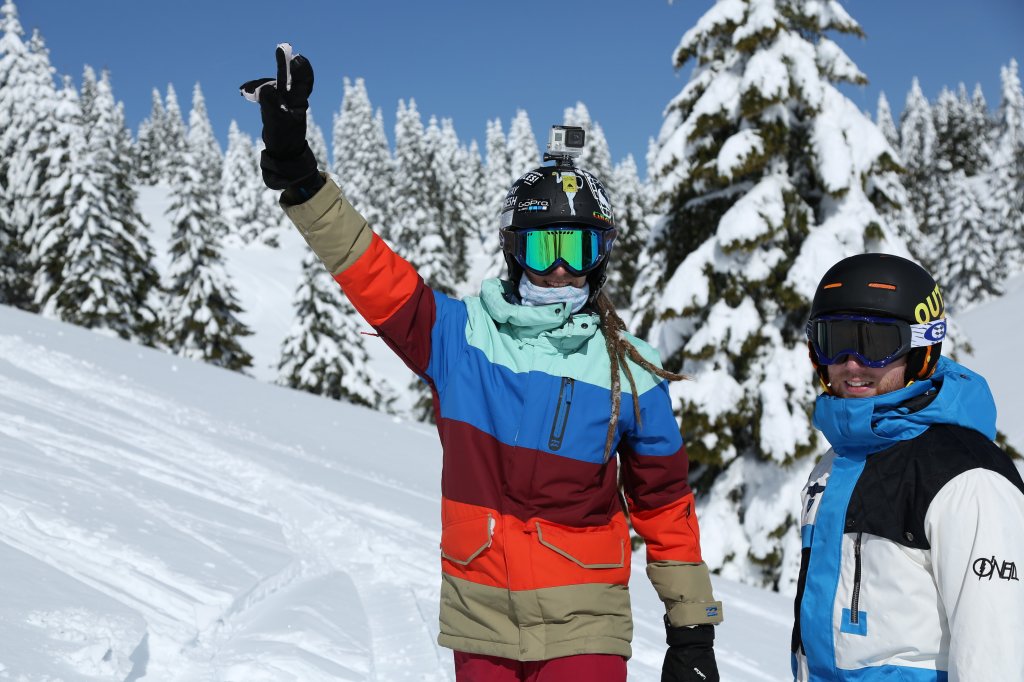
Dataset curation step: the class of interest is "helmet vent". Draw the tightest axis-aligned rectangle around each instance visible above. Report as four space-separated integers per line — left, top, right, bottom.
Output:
823 282 842 289
868 282 897 290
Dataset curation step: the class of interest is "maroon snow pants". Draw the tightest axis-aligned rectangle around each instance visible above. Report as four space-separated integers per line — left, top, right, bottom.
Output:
454 651 628 682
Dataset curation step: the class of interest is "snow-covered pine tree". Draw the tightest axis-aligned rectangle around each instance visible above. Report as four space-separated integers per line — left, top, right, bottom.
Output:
929 168 1002 312
392 101 453 294
507 109 539 179
431 118 474 288
306 108 329 172
43 67 160 342
134 88 166 184
278 251 391 408
32 75 76 310
564 102 615 196
933 84 989 177
875 91 899 151
187 83 223 189
606 154 649 308
456 138 492 290
990 59 1024 270
899 78 940 259
480 118 512 279
332 78 393 237
929 85 1005 309
641 0 912 590
160 83 188 184
220 121 265 246
163 110 253 370
0 2 48 309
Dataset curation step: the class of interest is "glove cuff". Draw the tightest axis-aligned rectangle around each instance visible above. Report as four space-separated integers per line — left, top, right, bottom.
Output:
260 145 318 191
665 622 715 648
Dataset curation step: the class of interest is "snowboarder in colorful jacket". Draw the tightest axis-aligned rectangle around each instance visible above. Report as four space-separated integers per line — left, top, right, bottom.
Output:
793 253 1024 681
243 44 722 682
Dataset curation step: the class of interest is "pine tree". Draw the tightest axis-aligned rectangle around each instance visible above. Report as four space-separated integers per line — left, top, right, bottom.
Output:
929 169 1002 311
221 120 279 247
163 109 253 370
134 89 166 184
481 118 512 279
934 84 989 177
640 0 912 589
278 251 391 408
332 78 394 236
875 91 899 151
187 83 222 187
44 67 160 342
392 100 453 294
564 102 615 194
899 78 940 250
306 108 329 172
606 154 649 307
431 118 474 288
507 109 538 179
0 2 47 308
32 75 76 310
991 59 1024 269
160 83 188 183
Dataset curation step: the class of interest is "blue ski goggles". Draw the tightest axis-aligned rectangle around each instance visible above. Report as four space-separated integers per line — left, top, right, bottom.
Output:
501 226 615 276
806 314 946 368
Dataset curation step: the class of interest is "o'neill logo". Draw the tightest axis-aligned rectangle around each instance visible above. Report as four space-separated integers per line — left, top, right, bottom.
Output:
972 555 1019 581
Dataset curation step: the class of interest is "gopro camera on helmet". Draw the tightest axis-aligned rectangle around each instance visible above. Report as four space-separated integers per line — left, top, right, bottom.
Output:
544 125 586 165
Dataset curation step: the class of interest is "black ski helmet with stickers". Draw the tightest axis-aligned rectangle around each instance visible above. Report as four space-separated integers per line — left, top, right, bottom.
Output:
498 162 616 303
808 253 946 390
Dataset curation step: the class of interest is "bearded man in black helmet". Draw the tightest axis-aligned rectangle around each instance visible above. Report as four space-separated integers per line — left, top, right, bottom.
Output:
791 253 1024 681
243 44 722 682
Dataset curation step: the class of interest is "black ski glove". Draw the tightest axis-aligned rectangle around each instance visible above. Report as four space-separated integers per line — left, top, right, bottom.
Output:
239 43 322 197
662 623 719 682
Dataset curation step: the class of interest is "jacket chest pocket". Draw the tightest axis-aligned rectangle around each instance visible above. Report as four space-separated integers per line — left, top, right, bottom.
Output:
440 514 495 566
548 377 575 451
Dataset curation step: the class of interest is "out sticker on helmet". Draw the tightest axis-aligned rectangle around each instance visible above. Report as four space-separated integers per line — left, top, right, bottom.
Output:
913 284 945 324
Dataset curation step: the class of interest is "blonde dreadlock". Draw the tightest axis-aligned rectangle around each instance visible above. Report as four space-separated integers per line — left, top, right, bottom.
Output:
595 291 690 462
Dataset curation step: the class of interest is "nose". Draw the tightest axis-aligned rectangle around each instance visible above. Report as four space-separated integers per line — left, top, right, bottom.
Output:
837 354 866 368
550 265 572 277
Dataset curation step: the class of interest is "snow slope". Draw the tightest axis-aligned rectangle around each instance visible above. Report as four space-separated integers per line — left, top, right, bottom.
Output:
0 305 792 681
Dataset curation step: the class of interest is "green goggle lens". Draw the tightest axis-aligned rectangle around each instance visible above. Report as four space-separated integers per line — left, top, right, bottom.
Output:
520 228 602 274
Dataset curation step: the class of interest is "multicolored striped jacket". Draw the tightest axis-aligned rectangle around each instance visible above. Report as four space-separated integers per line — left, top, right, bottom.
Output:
284 178 722 661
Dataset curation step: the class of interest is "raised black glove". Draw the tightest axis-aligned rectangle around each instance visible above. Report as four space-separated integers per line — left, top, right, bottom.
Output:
239 43 321 193
662 623 719 682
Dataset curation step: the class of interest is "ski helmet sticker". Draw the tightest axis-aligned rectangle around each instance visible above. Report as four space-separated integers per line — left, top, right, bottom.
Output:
553 172 578 216
582 171 613 220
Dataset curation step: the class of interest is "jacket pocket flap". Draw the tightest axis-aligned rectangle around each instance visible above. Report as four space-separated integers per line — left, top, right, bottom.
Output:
440 514 494 566
535 520 624 569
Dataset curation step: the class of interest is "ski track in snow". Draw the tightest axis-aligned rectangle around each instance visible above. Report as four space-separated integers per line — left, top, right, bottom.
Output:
0 323 453 680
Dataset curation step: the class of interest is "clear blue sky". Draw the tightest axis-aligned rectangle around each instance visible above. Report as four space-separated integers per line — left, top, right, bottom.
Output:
15 1 1023 177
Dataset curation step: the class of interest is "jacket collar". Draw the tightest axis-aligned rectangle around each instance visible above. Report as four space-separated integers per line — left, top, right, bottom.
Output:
479 278 600 351
813 357 997 457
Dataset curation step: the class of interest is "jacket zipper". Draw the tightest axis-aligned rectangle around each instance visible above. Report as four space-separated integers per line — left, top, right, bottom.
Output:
548 377 575 451
850 531 863 623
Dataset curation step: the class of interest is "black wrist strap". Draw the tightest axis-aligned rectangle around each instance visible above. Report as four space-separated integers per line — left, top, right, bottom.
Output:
665 622 715 647
281 172 326 205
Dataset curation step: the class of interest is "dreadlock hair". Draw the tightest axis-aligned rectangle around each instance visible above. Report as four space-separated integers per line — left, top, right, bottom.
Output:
594 291 690 462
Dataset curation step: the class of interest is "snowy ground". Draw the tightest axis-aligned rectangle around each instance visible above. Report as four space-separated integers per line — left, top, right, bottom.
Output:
0 305 792 680
1 186 1019 680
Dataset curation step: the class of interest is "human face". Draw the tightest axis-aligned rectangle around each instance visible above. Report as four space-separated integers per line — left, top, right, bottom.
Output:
827 355 908 398
524 265 586 288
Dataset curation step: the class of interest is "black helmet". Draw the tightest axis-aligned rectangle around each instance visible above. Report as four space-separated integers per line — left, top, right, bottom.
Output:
498 162 616 303
808 253 945 389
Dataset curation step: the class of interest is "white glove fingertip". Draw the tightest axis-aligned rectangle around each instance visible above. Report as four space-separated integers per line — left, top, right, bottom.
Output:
276 42 294 91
